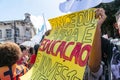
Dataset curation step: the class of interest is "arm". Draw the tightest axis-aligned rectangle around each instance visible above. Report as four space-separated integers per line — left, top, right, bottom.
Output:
88 8 107 73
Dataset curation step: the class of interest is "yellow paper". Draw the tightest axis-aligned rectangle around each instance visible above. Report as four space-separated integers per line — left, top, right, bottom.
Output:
20 8 97 80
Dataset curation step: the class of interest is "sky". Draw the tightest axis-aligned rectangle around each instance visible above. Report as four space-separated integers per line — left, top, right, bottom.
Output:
0 0 66 21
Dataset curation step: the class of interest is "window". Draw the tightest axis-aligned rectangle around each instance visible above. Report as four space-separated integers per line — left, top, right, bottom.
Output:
0 30 2 39
25 28 31 40
25 30 31 38
15 28 19 37
6 29 12 38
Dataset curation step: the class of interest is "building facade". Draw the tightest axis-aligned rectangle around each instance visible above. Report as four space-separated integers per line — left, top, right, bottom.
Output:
0 13 36 44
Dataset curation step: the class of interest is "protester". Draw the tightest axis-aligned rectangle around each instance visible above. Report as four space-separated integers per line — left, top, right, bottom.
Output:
83 8 120 80
28 47 34 58
110 9 120 80
29 44 39 68
27 47 33 68
101 9 120 80
115 9 120 36
83 8 107 80
17 45 29 67
0 42 28 80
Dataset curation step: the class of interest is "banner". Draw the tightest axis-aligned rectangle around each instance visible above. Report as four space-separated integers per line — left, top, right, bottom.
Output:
59 0 114 13
20 8 97 80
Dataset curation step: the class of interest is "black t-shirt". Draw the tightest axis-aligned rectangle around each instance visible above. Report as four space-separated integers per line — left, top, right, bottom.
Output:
101 37 114 65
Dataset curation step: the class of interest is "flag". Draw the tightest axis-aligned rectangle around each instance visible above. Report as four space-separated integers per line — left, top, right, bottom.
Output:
30 15 44 34
30 14 51 44
59 0 114 13
31 24 46 44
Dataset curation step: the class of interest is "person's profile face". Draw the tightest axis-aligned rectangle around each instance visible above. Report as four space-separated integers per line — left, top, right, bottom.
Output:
114 23 118 29
115 16 120 35
23 49 28 55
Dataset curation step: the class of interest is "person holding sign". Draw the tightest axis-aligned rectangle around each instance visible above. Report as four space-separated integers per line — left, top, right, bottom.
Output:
83 8 107 80
85 8 120 80
0 42 28 80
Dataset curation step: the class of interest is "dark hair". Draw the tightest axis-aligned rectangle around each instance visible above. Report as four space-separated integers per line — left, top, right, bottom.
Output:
34 44 39 55
29 47 34 55
0 42 21 67
19 45 26 52
45 30 51 36
112 16 117 24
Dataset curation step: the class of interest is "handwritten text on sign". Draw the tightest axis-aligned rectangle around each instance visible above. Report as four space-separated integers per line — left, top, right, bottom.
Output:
20 8 97 80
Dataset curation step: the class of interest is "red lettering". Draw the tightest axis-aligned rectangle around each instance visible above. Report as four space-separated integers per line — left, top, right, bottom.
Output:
46 40 53 54
78 45 91 66
56 41 66 58
39 39 48 51
39 39 92 67
68 42 82 64
62 42 75 61
50 40 61 56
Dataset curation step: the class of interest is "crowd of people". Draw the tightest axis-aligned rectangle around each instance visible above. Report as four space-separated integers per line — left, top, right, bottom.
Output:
0 8 120 80
0 42 39 80
0 28 51 80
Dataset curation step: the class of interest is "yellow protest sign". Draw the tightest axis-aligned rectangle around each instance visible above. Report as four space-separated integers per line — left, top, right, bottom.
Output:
20 8 97 80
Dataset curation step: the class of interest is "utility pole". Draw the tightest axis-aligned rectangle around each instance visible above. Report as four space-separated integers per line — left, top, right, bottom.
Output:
14 21 17 43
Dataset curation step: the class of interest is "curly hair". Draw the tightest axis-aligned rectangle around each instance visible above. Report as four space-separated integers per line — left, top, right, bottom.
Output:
0 42 21 67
